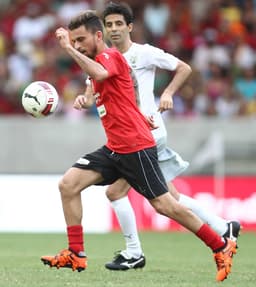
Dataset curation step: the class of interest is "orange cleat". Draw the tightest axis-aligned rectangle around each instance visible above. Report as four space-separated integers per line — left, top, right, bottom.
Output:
41 249 87 272
214 239 237 282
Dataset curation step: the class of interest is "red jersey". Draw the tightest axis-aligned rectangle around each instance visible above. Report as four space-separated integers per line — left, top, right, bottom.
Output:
92 47 155 153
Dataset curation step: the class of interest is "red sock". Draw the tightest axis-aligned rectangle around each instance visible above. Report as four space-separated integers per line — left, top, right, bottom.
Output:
67 225 84 254
196 224 225 252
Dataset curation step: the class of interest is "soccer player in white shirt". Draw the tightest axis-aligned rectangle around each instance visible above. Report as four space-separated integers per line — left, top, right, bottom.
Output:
102 2 240 270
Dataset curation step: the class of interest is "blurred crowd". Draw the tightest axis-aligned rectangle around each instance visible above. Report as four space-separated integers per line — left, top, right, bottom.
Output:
1 0 256 119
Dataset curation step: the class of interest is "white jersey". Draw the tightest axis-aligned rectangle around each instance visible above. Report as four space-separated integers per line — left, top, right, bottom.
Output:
123 43 179 142
123 43 189 181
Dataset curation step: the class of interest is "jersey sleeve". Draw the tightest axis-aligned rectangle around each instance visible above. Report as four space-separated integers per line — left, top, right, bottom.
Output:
143 44 179 71
95 51 119 77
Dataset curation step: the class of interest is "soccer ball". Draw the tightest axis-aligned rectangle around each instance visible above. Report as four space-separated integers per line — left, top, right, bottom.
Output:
22 81 59 118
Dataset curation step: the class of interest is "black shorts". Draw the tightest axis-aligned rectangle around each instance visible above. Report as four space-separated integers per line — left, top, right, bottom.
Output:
73 146 168 199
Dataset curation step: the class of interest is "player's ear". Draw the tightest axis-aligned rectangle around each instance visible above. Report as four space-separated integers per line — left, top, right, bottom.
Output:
96 30 104 41
128 23 133 33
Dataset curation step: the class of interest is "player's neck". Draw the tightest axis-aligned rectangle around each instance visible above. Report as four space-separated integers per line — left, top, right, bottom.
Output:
117 40 132 54
97 43 109 55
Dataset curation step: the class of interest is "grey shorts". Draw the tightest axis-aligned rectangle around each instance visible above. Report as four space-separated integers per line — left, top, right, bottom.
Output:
73 146 168 199
157 138 189 182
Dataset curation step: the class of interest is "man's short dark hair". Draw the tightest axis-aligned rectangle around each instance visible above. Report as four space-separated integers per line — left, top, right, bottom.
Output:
68 10 103 33
102 2 134 26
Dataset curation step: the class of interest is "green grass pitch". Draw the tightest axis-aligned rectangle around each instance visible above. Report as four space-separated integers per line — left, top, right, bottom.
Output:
0 231 255 287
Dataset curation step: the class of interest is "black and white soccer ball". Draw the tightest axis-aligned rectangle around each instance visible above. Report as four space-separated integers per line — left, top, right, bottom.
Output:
22 81 59 118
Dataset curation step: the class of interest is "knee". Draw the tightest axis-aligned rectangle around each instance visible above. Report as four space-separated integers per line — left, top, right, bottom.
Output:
152 200 168 216
105 186 124 201
58 177 75 198
105 187 115 201
105 184 129 201
151 196 182 218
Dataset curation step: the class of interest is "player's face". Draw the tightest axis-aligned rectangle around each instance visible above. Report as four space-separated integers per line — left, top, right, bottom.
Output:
69 25 98 59
104 14 132 46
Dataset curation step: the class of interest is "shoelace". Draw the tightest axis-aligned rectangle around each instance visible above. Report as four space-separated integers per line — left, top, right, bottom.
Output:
214 253 225 270
53 250 73 266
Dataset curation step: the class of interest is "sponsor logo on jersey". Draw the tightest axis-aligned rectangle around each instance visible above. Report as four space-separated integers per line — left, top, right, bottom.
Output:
97 104 107 117
129 55 137 68
102 52 110 59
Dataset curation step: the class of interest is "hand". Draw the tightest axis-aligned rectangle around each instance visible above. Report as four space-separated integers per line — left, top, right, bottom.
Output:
145 115 159 130
73 95 88 110
55 27 71 49
158 91 174 113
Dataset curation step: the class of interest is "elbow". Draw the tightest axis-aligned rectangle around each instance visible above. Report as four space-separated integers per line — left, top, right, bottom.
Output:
184 63 192 77
92 70 109 82
93 75 106 82
178 60 192 78
183 64 192 81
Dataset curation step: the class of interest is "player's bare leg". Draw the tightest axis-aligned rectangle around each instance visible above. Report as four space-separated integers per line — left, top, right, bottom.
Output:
168 182 240 237
105 179 240 271
149 193 237 282
41 168 104 272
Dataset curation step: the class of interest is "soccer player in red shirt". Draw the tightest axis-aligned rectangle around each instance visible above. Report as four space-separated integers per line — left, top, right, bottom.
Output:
41 11 237 282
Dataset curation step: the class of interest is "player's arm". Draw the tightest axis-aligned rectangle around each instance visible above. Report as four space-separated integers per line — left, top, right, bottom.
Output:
158 59 192 113
73 80 95 110
130 68 140 107
55 27 108 81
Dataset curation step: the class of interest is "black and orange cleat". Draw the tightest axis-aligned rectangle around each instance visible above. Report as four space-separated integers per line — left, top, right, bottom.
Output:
214 239 237 282
41 249 87 272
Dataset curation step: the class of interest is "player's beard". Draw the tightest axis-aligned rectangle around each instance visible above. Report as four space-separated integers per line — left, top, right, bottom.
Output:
86 38 98 59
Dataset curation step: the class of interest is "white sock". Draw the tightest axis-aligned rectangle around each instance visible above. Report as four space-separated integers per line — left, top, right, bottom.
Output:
179 194 228 236
111 196 142 258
